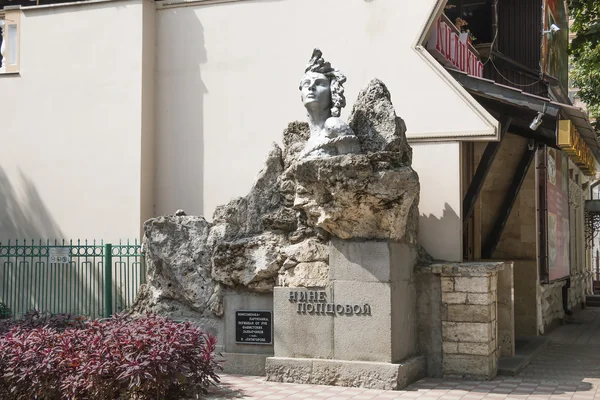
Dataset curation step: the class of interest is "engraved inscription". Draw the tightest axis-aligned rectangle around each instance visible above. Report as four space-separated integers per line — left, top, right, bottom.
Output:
288 290 371 316
235 311 272 344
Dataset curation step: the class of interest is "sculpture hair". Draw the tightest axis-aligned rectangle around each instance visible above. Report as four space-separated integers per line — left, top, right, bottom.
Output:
301 48 347 117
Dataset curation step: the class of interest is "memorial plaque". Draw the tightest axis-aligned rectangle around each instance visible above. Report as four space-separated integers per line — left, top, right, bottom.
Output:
235 311 272 345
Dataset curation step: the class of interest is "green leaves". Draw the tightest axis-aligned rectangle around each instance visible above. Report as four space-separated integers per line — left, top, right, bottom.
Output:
569 0 600 130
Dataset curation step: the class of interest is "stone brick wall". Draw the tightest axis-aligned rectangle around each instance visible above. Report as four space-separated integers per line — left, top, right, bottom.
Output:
538 271 591 333
441 274 497 379
566 160 592 311
569 271 592 308
537 160 593 333
421 262 504 380
539 281 564 332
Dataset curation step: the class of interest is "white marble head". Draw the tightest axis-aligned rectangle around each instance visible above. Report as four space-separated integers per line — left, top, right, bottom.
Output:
299 49 346 118
300 72 331 113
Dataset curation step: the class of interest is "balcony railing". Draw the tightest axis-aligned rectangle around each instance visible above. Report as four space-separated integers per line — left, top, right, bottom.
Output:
426 12 484 78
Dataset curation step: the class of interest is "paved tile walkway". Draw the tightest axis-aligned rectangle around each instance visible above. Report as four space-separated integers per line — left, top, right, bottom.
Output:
518 308 600 382
203 309 600 399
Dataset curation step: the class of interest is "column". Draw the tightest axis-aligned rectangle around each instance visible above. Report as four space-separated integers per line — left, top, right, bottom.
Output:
439 262 504 379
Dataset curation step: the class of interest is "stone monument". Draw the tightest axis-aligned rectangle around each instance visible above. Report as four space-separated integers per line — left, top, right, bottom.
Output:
265 49 424 389
132 48 426 389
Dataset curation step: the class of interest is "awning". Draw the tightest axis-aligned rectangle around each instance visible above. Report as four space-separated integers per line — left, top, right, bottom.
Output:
559 104 598 160
446 68 600 163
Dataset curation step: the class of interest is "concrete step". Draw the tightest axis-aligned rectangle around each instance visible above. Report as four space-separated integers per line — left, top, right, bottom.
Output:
498 336 550 376
585 296 600 307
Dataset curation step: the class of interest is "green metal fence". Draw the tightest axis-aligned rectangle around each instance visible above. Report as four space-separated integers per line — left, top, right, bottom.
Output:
0 239 146 319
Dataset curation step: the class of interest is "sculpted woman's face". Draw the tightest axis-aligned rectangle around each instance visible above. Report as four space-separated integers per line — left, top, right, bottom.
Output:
300 72 331 111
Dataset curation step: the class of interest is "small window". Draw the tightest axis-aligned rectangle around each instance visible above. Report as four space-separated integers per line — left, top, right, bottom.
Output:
0 8 20 74
5 23 16 65
0 15 4 69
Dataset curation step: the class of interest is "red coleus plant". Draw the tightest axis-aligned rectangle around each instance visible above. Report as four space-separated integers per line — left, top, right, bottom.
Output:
0 312 222 400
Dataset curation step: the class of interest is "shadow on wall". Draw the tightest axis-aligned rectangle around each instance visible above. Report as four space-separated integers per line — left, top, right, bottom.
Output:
419 203 460 261
156 9 207 216
0 167 137 318
0 167 63 243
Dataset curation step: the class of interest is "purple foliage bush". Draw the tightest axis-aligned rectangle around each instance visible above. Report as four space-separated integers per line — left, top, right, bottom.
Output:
0 312 222 400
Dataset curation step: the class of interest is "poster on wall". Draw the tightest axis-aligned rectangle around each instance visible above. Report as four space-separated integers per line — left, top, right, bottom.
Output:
546 147 570 281
542 0 569 94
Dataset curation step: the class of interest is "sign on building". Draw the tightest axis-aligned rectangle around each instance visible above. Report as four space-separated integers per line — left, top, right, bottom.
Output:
544 147 570 281
426 14 484 78
235 311 272 345
48 247 71 264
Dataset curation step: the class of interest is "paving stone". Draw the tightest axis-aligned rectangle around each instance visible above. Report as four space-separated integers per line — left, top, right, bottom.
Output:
201 310 600 399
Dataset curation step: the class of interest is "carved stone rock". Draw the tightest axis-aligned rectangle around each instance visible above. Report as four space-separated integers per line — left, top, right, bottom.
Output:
282 122 310 169
278 261 330 288
281 238 329 263
262 207 298 232
212 232 287 293
212 143 284 239
133 215 217 317
134 75 421 319
292 153 419 243
349 78 412 164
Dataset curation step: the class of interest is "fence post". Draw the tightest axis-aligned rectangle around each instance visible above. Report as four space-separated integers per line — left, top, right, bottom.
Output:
104 243 112 318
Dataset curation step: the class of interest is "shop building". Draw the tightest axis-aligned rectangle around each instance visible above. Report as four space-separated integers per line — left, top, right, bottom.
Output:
432 0 599 334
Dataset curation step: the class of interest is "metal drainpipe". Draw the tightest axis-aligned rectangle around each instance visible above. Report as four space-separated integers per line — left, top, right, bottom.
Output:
562 278 572 316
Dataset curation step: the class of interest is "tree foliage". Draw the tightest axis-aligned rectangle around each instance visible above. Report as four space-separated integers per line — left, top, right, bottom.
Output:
569 0 600 131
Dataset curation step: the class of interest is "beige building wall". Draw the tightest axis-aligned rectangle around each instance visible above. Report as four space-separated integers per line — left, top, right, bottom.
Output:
0 0 153 242
0 0 154 318
154 0 497 262
413 142 462 262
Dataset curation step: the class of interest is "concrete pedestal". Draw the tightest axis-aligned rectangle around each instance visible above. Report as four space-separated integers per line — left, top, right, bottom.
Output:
220 291 274 375
266 239 426 390
266 356 426 390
